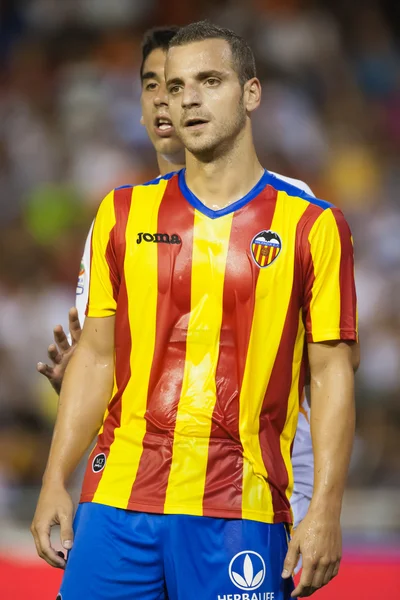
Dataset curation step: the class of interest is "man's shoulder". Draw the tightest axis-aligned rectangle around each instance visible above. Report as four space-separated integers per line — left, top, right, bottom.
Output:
97 171 181 224
268 171 315 197
113 170 180 194
266 170 333 212
141 170 180 187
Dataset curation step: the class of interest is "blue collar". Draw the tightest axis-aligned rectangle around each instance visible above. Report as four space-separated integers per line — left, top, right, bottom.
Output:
178 168 269 219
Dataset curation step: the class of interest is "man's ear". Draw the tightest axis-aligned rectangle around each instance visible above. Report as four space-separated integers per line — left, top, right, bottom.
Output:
244 77 261 113
140 115 145 126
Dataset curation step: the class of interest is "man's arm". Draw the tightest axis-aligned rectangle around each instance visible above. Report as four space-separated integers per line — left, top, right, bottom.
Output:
351 342 360 372
31 315 115 569
37 223 93 394
304 340 359 388
283 204 358 596
309 340 355 518
283 340 355 597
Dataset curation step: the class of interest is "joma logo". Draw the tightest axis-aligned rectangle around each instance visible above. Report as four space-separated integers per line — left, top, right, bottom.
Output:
136 232 181 245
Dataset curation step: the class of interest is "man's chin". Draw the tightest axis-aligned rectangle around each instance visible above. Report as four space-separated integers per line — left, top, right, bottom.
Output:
155 137 183 157
184 139 217 158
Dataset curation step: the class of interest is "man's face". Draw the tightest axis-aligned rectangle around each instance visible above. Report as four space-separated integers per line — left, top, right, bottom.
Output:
166 39 247 157
140 48 184 157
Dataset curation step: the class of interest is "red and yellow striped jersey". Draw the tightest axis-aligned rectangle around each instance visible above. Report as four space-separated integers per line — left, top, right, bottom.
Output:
80 169 357 524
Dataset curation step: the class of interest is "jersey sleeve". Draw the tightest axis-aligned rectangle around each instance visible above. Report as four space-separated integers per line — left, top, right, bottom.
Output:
302 207 358 343
86 191 120 318
75 221 94 327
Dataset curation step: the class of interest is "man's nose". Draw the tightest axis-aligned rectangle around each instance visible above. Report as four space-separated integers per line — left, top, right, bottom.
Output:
154 82 168 106
181 84 201 108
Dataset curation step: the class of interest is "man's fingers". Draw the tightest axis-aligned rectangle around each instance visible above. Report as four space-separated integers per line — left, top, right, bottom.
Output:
322 563 336 587
291 559 333 597
294 587 313 598
31 529 50 565
30 523 40 551
31 528 61 568
68 307 82 344
282 539 300 578
37 362 54 379
48 344 62 364
59 512 74 550
291 563 316 597
309 560 330 591
53 325 70 353
34 525 66 569
332 559 341 579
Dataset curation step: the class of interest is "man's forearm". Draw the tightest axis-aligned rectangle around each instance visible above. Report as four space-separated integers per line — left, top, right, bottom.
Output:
308 342 355 516
43 321 114 486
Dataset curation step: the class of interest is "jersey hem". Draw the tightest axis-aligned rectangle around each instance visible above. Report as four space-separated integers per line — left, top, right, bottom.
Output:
307 329 357 343
79 494 292 524
86 308 116 318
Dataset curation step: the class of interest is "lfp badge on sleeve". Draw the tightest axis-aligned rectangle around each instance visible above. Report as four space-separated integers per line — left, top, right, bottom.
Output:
250 230 282 268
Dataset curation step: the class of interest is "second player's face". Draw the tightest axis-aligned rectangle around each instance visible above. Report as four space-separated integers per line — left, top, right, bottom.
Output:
140 48 184 157
166 39 247 157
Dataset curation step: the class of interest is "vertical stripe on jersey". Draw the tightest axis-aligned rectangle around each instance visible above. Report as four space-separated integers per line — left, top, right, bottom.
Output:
203 196 268 517
258 191 309 520
258 200 318 520
81 188 131 501
105 238 119 302
92 179 169 507
164 210 234 515
240 190 309 522
308 209 341 340
128 177 194 509
280 309 306 507
332 209 358 338
299 204 323 337
236 187 277 522
86 191 117 318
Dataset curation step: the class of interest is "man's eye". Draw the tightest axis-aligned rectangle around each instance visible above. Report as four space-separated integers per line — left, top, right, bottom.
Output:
206 78 219 86
169 85 182 94
146 82 157 91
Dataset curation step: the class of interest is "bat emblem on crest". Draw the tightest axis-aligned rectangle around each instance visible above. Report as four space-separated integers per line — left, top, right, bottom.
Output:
250 230 282 268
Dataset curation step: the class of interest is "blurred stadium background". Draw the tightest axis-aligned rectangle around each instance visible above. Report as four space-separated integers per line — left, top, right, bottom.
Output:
0 0 399 598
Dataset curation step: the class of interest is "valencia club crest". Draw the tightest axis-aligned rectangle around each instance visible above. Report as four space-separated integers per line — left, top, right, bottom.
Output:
251 230 282 268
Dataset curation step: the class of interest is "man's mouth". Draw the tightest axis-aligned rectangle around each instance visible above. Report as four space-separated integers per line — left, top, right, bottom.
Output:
184 117 209 130
154 116 174 137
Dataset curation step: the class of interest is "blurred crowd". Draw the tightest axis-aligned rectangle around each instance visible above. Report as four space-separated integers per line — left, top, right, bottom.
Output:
0 0 399 527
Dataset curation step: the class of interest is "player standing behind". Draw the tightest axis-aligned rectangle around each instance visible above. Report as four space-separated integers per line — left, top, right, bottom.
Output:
36 26 184 394
37 26 318 541
32 22 358 600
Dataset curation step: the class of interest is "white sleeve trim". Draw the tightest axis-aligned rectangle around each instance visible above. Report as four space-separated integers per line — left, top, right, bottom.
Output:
75 221 94 328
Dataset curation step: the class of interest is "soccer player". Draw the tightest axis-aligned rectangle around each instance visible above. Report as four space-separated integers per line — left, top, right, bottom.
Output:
32 23 358 600
37 26 317 541
36 26 184 395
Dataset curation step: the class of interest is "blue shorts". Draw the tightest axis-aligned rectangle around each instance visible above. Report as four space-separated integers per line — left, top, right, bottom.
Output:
58 503 294 600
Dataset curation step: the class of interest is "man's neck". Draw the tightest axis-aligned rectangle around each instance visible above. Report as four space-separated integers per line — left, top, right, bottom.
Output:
184 125 264 211
157 152 185 176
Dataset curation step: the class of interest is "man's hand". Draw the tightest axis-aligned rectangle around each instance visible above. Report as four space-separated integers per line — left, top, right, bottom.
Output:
37 308 82 394
30 483 75 569
282 509 342 597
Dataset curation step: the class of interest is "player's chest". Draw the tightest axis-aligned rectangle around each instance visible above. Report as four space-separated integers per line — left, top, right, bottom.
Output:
122 201 302 311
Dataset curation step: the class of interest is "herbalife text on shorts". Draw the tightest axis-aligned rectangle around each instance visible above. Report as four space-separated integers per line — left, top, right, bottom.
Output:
218 593 275 600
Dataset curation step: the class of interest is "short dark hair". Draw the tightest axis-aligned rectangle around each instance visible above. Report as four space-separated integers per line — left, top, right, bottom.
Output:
140 26 180 80
168 21 256 86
